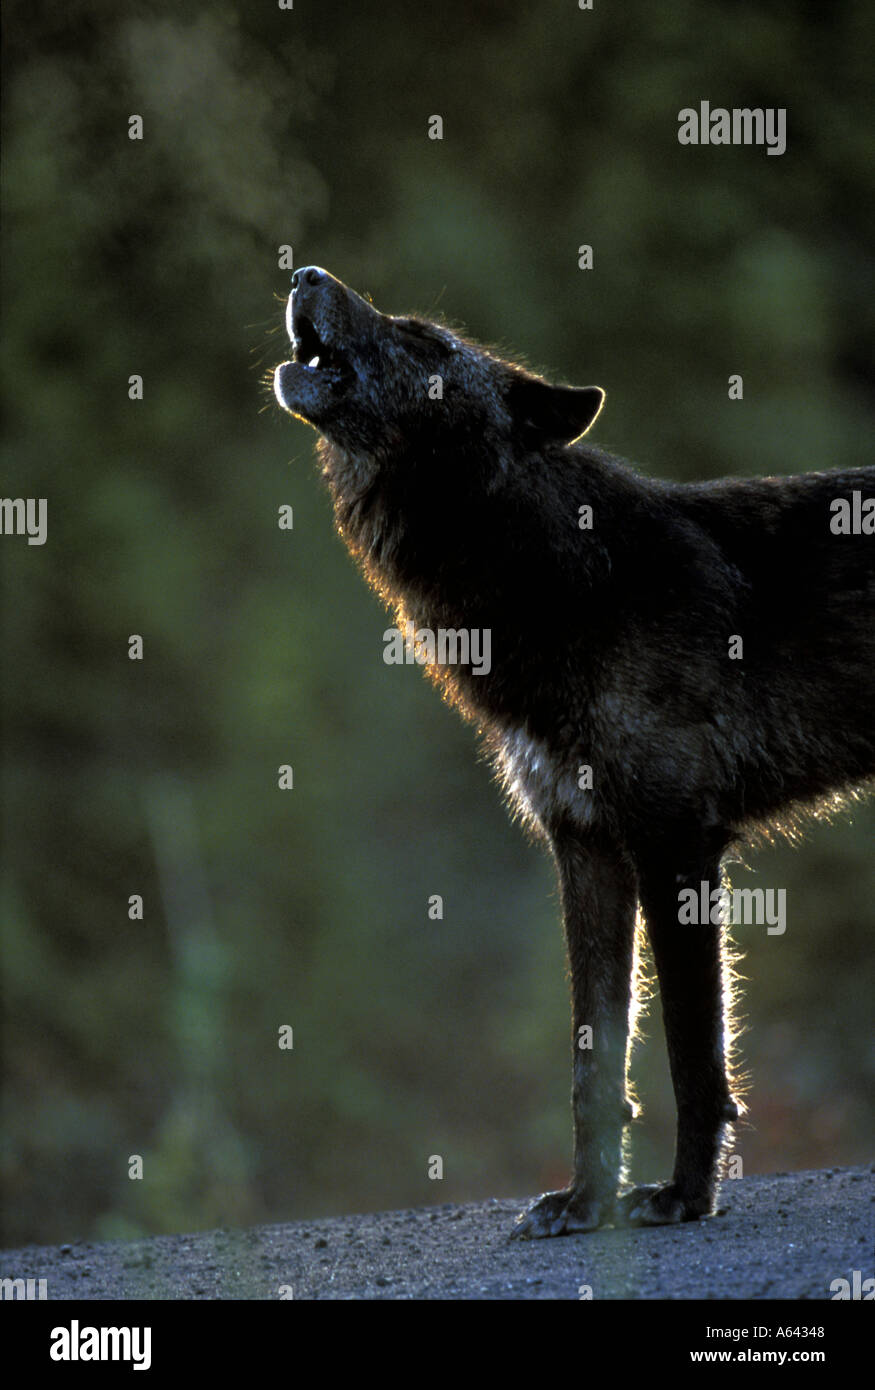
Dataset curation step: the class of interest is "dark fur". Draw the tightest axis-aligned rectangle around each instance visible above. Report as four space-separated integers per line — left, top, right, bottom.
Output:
274 267 875 1236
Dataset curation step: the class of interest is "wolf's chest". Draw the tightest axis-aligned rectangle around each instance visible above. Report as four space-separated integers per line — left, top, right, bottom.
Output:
496 726 599 834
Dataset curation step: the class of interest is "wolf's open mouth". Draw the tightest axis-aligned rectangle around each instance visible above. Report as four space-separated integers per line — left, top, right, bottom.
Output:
292 312 344 373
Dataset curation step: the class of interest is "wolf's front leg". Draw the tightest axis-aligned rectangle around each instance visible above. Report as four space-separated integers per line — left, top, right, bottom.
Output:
614 848 739 1228
512 828 638 1239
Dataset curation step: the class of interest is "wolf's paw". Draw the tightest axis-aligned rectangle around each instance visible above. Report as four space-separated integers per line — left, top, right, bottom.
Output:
510 1186 609 1240
614 1182 712 1227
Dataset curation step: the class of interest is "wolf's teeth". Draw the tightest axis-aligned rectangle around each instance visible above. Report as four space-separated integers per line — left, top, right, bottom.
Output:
308 355 320 369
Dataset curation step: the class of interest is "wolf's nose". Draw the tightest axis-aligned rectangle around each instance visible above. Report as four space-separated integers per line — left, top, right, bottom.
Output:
291 266 328 292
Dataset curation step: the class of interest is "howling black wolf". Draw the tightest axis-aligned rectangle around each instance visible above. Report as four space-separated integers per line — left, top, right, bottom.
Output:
274 266 874 1238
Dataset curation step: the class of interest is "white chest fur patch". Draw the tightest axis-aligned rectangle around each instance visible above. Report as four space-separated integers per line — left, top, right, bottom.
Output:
497 727 595 831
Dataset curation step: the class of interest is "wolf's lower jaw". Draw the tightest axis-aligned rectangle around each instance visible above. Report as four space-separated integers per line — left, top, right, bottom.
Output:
510 1181 716 1239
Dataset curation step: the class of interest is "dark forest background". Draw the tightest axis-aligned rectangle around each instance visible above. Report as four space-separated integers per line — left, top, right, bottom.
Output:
1 0 872 1248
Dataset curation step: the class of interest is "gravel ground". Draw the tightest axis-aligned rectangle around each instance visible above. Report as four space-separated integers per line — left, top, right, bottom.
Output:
2 1165 873 1301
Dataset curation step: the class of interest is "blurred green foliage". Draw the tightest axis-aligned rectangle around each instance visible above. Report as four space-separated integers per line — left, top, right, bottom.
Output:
1 0 872 1247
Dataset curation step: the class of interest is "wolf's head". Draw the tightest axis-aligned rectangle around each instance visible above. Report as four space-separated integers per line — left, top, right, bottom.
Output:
273 267 605 461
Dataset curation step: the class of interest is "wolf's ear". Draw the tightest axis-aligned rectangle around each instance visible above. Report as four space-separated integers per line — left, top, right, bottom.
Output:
508 376 605 444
